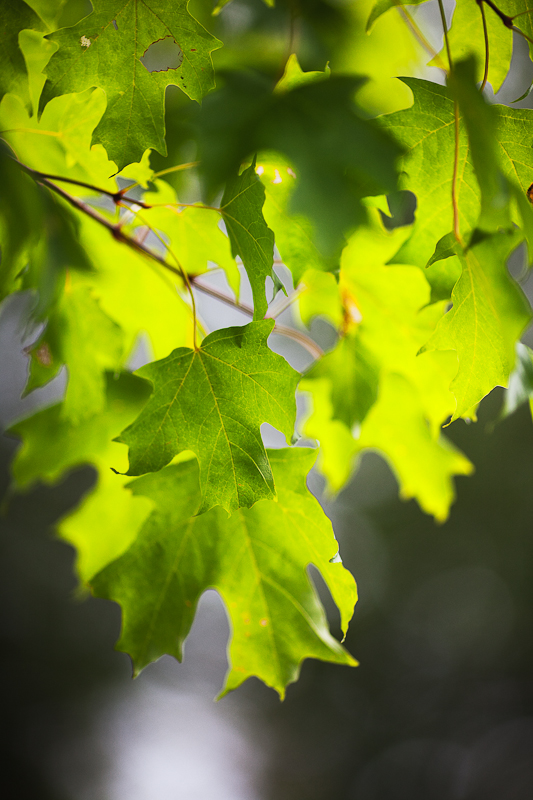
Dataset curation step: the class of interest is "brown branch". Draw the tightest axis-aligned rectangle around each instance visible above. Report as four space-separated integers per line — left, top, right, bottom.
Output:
14 158 323 360
481 0 513 28
15 161 150 208
191 278 323 359
437 0 453 68
480 0 533 47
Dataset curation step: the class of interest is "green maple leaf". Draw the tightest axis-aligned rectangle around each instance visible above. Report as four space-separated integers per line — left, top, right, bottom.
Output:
25 277 126 424
221 160 274 320
10 372 154 581
41 0 222 170
431 0 512 92
379 78 480 268
120 320 300 513
380 76 533 268
0 0 45 107
91 447 357 697
423 230 531 421
198 72 402 255
356 373 473 522
301 211 467 518
139 179 240 298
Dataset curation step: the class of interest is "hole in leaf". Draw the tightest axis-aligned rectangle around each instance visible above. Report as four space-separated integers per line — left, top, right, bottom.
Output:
381 190 416 230
140 37 184 73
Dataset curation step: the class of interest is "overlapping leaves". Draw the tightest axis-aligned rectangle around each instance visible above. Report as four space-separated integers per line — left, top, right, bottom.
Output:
300 211 472 520
6 0 533 698
41 0 222 168
92 447 357 697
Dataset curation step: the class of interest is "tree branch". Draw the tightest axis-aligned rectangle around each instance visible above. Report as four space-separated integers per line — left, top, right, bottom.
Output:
13 158 323 361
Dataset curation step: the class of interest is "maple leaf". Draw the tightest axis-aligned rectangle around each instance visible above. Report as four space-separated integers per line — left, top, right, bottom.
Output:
198 71 402 254
300 211 468 518
91 447 358 697
119 320 300 513
423 229 532 421
379 78 480 268
41 0 222 169
25 278 125 424
9 372 154 581
0 0 45 107
432 1 533 93
220 160 274 320
380 74 533 269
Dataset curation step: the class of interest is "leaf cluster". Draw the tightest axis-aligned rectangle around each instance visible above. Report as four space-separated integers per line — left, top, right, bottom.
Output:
3 0 533 697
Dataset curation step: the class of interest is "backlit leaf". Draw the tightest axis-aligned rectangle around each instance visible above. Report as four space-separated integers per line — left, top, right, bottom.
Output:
41 0 222 169
120 320 300 513
92 447 357 697
423 230 531 420
10 372 154 581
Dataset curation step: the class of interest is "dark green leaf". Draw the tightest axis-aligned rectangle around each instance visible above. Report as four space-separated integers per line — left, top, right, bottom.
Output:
198 72 402 254
120 320 300 513
0 0 45 107
221 160 274 320
41 0 222 169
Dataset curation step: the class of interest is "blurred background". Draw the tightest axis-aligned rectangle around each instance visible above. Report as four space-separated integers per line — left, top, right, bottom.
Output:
2 1 533 798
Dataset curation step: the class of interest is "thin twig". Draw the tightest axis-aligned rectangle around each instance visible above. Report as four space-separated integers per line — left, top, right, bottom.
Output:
437 0 453 67
267 285 303 319
511 8 533 20
149 201 221 212
15 162 150 207
481 0 513 28
396 5 445 69
436 0 462 243
191 278 323 359
478 0 490 91
125 207 199 349
117 160 200 195
14 157 322 359
481 0 533 46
